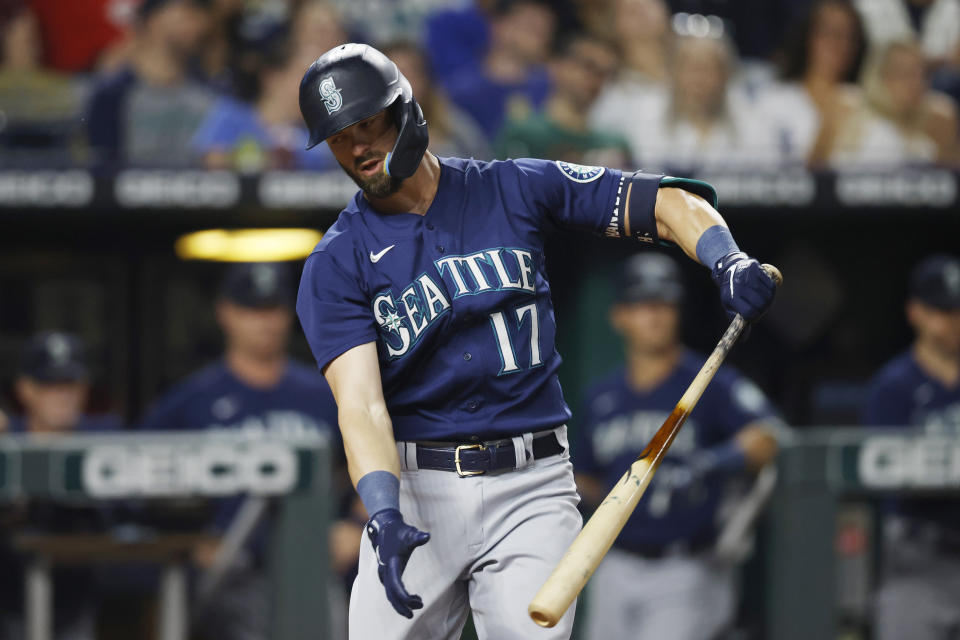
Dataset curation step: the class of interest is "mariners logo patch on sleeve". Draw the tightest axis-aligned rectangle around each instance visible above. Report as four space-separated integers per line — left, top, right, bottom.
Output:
555 160 605 183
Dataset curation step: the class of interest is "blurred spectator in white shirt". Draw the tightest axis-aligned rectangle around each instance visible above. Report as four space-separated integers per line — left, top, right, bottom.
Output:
834 39 958 168
611 0 671 85
853 0 960 68
590 0 671 143
382 40 493 161
760 0 867 168
625 34 778 173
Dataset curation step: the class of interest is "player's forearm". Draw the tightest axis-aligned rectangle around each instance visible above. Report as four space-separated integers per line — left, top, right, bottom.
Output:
653 187 729 264
338 402 401 487
323 342 401 488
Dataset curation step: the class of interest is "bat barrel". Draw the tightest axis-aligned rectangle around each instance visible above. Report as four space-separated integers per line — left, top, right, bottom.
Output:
527 516 616 627
528 459 660 627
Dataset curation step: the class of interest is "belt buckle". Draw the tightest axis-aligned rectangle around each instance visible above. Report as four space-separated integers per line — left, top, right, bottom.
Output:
455 444 486 477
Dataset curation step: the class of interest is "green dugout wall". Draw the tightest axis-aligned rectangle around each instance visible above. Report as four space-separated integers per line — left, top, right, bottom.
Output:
0 432 332 640
766 428 960 638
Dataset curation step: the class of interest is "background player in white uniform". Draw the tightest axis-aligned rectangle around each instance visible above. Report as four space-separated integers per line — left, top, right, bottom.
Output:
862 254 960 640
574 254 782 640
295 43 777 640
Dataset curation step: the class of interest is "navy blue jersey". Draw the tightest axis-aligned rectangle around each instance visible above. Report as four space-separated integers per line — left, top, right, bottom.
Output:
140 360 338 442
862 351 960 529
862 351 960 430
298 157 670 441
574 352 777 550
139 360 340 549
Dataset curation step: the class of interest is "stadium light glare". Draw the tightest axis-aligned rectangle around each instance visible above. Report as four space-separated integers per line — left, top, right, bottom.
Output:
175 228 323 262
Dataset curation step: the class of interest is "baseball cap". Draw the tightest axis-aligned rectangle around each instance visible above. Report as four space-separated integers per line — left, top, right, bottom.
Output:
909 254 960 310
616 253 684 304
19 331 90 383
219 262 294 308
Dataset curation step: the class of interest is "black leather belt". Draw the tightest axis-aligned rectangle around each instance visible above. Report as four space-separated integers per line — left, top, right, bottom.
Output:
619 536 715 559
414 432 565 477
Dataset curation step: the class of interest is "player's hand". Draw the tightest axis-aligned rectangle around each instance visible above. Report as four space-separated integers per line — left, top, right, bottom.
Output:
366 508 430 618
711 252 776 322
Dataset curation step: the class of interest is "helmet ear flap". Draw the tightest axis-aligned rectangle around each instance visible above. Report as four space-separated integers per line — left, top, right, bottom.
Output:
385 97 429 179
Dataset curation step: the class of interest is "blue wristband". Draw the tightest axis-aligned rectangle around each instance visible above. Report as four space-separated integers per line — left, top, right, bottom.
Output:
695 225 740 271
356 470 400 517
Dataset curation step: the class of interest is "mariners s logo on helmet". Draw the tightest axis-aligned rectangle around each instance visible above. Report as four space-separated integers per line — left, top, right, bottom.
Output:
318 76 343 114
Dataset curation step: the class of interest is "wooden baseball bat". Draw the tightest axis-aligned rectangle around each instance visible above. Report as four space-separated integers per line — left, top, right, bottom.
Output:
528 264 783 628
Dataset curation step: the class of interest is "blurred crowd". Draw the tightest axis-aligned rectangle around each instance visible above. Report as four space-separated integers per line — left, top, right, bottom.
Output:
1 0 959 173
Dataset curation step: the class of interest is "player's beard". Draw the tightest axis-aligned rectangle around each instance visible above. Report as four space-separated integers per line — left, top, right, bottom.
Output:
340 152 403 199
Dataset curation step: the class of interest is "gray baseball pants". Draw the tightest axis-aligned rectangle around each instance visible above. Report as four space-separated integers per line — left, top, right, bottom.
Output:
585 547 735 640
348 427 582 640
875 538 960 640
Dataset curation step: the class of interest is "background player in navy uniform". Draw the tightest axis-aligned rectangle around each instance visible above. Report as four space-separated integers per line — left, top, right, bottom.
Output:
573 254 782 640
140 262 359 640
10 331 121 435
295 43 777 639
862 254 960 640
2 331 122 640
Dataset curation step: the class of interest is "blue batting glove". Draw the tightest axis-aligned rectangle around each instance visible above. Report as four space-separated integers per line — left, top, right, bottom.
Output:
711 252 776 322
366 508 430 618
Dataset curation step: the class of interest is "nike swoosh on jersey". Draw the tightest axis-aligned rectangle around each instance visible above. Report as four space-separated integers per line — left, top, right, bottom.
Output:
369 245 396 263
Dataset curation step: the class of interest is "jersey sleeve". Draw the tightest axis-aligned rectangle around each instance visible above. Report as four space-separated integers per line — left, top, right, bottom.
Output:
297 248 377 372
512 158 719 246
710 369 780 439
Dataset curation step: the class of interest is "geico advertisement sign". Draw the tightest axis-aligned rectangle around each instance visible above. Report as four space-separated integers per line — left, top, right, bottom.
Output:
82 442 298 497
858 437 960 488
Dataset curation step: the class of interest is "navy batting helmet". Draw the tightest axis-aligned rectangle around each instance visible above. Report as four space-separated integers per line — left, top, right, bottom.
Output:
299 43 429 180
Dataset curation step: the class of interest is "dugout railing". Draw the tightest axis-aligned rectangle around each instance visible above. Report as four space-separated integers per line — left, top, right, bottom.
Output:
765 427 960 639
0 431 332 640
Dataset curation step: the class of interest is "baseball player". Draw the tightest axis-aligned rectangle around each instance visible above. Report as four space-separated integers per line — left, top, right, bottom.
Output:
140 262 357 640
2 331 121 640
573 253 781 640
295 43 777 639
862 254 960 640
10 331 121 435
141 262 339 440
